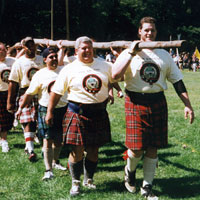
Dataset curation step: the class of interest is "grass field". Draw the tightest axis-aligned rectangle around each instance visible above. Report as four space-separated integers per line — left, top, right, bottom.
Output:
0 71 200 200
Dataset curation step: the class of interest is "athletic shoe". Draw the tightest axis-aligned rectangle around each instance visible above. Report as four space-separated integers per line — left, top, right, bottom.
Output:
24 147 29 155
83 178 96 189
140 184 158 200
2 141 9 153
52 163 67 171
124 165 136 193
70 180 81 196
13 118 18 127
42 170 54 181
28 151 37 162
49 171 54 177
34 135 40 144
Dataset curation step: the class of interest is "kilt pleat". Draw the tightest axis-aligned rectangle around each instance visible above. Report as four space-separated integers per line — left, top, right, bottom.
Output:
63 108 111 147
125 93 168 150
0 91 14 131
18 93 38 124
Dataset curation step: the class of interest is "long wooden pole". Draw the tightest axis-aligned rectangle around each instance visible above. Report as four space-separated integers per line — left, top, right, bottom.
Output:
33 39 186 49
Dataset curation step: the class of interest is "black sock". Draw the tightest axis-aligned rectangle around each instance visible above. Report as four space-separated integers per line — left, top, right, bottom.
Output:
84 158 98 182
68 160 83 181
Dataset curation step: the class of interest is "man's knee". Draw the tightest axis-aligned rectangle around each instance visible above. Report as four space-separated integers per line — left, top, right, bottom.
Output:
85 146 99 162
69 145 84 162
23 122 36 132
129 149 143 158
145 147 157 159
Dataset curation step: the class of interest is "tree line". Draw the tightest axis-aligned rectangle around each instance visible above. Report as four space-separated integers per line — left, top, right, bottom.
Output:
0 0 199 52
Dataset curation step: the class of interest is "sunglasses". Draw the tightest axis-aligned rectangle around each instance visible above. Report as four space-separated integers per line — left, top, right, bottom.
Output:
49 55 57 59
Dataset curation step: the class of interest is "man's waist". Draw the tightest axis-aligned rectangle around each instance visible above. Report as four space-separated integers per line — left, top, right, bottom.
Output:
125 89 164 99
19 87 29 95
68 100 107 115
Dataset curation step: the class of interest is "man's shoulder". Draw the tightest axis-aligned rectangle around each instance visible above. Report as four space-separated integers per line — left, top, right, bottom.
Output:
154 48 170 55
34 55 44 62
5 56 16 62
5 57 16 65
94 57 109 63
15 55 25 62
35 54 43 59
38 67 47 73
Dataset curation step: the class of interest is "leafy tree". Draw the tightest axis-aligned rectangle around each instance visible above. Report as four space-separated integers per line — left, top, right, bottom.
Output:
0 0 199 52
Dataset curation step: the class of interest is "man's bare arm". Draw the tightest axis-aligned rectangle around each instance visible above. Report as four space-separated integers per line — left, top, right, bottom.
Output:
45 92 62 126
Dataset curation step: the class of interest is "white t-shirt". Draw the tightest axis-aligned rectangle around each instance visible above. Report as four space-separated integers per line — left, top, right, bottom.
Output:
9 55 45 88
0 57 15 91
63 55 77 65
52 58 113 104
120 48 183 93
26 66 68 108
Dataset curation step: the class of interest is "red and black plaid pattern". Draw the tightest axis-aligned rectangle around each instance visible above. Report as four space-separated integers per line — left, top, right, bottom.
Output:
18 93 38 124
125 92 168 150
62 108 111 147
0 91 14 131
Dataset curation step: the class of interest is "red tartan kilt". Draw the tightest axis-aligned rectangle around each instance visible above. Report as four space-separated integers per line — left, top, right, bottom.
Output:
125 94 168 150
0 91 14 131
62 108 111 147
18 93 38 124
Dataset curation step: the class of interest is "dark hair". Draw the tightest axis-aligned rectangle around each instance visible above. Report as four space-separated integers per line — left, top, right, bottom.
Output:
42 46 57 58
139 17 157 29
7 47 17 57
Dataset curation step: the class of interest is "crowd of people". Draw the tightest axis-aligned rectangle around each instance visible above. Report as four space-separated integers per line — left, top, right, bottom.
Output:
170 50 200 72
0 16 195 200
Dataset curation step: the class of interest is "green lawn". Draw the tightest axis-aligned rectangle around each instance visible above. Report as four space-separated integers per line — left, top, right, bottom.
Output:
1 71 200 200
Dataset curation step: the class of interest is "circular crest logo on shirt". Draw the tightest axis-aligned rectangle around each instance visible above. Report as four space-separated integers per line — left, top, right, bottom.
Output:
82 74 102 94
47 81 55 93
27 67 39 81
1 69 10 83
140 62 160 85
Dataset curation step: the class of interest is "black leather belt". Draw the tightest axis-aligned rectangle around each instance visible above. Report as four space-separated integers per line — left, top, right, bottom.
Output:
19 87 28 95
125 89 164 101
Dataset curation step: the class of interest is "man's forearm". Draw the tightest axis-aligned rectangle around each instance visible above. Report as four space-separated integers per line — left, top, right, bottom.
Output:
179 92 192 108
7 81 19 111
47 92 62 113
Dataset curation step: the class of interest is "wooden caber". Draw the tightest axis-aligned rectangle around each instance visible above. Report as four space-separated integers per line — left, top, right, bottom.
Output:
33 39 186 49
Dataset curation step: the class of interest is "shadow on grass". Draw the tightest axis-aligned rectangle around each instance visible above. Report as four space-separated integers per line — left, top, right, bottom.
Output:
80 176 200 199
155 176 200 199
92 176 200 199
159 152 200 173
98 141 126 171
91 180 125 193
95 143 200 199
59 139 127 161
13 143 41 150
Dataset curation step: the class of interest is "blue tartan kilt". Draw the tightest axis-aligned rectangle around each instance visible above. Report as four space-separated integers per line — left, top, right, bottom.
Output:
38 105 67 142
